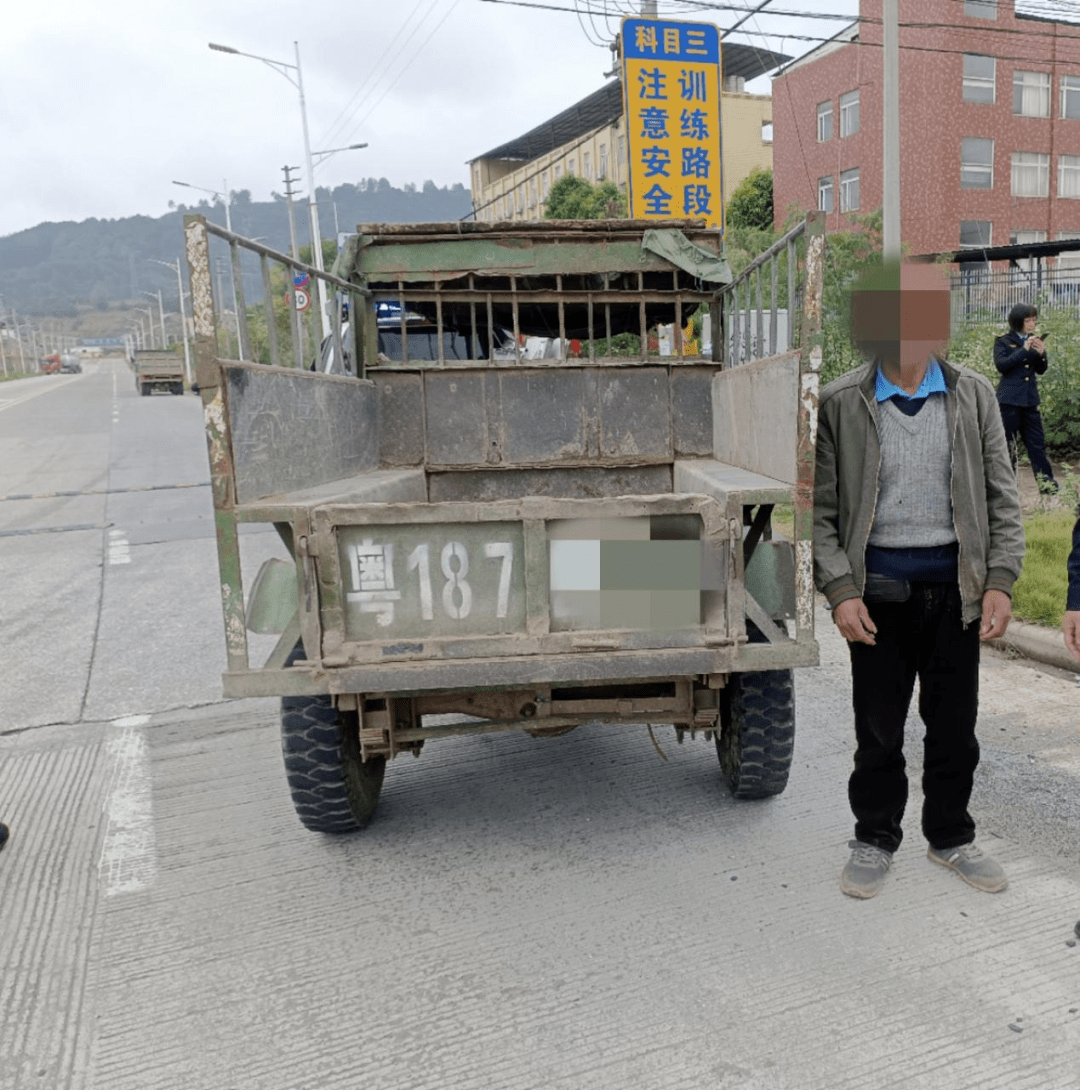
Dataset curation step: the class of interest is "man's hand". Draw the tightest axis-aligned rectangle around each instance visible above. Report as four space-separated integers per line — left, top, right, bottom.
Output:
1063 610 1080 662
833 598 878 645
979 589 1012 641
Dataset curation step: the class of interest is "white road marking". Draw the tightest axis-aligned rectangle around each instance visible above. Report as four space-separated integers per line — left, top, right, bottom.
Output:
108 528 131 565
98 726 158 897
112 714 151 728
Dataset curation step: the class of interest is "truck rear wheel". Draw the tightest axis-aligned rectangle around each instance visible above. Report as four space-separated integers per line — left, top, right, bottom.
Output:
716 666 795 799
280 647 385 833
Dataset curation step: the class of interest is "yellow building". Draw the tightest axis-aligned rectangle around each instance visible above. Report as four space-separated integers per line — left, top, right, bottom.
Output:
468 42 787 223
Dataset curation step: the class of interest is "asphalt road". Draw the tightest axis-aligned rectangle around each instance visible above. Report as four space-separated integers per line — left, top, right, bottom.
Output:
1 361 1078 1090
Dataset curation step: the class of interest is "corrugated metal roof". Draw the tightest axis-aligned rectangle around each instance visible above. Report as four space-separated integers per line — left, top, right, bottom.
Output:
471 41 789 165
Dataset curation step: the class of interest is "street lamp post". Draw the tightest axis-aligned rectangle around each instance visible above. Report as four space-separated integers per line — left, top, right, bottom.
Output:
141 290 165 348
150 258 193 384
135 307 155 349
210 40 367 340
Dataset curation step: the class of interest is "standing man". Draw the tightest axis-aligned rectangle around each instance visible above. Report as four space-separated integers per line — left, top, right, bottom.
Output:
1063 514 1080 663
814 262 1025 899
994 303 1058 493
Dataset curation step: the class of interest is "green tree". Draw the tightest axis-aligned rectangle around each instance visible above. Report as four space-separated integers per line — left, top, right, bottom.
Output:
726 167 773 231
544 175 627 219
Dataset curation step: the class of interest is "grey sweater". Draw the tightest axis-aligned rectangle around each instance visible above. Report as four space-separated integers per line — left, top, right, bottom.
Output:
868 396 956 549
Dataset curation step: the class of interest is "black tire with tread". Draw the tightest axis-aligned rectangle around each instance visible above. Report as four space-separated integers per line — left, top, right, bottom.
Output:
716 664 796 800
280 646 385 833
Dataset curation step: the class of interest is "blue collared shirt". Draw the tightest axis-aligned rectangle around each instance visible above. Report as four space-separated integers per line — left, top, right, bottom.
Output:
875 358 947 402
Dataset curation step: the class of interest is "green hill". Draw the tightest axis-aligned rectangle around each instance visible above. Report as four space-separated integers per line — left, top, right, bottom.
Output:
0 178 472 317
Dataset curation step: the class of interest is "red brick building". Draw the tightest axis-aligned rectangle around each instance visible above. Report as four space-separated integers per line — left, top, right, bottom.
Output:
771 0 1080 257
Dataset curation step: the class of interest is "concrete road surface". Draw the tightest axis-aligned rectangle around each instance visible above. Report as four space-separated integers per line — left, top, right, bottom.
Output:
1 363 1078 1090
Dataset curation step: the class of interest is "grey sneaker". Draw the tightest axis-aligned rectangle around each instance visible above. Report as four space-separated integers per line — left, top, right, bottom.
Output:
927 842 1008 893
840 841 893 899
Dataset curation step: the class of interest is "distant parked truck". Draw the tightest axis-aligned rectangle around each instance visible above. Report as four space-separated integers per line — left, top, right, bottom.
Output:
133 349 184 395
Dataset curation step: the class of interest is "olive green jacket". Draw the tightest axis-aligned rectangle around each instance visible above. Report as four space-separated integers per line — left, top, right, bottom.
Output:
813 358 1025 625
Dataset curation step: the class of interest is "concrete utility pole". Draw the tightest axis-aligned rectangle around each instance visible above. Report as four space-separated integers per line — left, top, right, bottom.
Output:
281 164 303 260
149 258 193 384
882 0 901 261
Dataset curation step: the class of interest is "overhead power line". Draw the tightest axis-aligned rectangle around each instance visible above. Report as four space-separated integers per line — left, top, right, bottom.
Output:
318 0 441 153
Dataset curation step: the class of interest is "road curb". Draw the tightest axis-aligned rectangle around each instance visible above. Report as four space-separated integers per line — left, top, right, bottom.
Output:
989 620 1080 674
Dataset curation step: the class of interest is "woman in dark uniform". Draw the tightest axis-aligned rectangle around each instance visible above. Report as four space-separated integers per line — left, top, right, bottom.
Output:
993 303 1058 492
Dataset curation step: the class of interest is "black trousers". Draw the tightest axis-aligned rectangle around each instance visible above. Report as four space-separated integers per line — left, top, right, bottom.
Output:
999 402 1056 484
848 583 980 854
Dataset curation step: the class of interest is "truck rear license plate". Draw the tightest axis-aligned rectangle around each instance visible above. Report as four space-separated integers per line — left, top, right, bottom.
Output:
338 523 526 640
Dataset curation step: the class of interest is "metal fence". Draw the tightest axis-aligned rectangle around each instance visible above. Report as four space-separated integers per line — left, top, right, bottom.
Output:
951 263 1080 330
719 212 824 368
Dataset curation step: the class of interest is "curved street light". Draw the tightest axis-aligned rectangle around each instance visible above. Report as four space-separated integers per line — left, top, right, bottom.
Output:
209 41 368 340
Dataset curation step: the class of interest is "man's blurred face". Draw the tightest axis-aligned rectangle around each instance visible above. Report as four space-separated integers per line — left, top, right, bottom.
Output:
851 263 950 386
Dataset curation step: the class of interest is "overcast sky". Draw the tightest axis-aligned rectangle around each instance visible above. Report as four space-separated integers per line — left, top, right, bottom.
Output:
0 0 864 240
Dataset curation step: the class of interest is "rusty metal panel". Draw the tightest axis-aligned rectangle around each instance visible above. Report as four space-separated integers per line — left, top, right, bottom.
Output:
596 368 670 461
224 363 379 504
671 367 717 456
376 373 424 466
424 368 673 470
498 369 593 464
423 372 491 466
711 352 799 485
427 466 672 502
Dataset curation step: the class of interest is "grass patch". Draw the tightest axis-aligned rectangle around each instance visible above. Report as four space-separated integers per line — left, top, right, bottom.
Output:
1012 509 1076 627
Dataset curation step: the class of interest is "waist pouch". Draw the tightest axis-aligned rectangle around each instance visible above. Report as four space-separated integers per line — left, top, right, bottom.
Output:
863 572 911 604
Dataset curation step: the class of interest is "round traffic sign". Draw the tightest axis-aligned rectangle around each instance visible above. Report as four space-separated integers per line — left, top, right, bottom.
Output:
293 287 311 312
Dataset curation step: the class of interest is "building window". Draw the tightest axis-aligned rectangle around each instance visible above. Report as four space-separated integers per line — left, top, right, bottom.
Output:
618 135 627 164
554 164 563 180
529 182 537 209
960 220 992 247
818 176 834 213
965 0 996 17
568 158 576 176
1059 154 1080 197
961 137 994 189
1014 71 1050 118
1012 151 1050 196
584 151 592 179
1057 231 1080 271
542 174 550 199
817 101 833 142
963 54 995 104
839 91 859 137
1062 75 1080 119
761 121 773 142
599 144 608 179
1011 230 1047 272
839 168 859 212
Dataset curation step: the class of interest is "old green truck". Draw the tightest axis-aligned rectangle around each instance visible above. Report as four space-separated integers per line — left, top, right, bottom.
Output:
184 213 823 834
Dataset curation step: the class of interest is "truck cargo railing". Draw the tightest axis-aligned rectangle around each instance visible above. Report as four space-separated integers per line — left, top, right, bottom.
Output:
716 211 825 646
341 219 730 369
184 215 368 376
